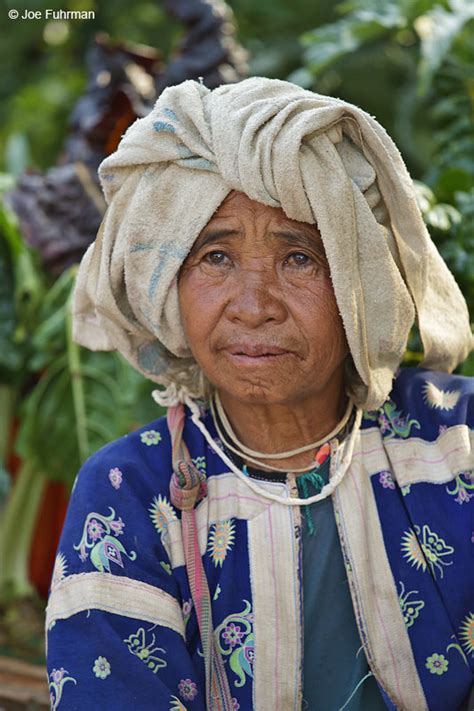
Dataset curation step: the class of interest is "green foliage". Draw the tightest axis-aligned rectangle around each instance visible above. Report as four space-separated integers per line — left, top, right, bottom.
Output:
0 191 163 494
10 265 163 487
299 0 474 375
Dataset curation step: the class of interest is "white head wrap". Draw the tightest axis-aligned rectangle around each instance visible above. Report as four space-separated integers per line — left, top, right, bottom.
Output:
72 77 472 410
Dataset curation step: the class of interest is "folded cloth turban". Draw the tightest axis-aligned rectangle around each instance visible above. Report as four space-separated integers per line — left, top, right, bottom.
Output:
72 77 472 410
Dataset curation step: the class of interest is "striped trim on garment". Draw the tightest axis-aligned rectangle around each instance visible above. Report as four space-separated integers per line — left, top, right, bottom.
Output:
357 424 473 485
46 572 185 637
333 431 429 711
247 479 302 711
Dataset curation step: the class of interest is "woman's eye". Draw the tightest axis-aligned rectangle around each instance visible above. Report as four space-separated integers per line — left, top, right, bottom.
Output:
285 252 313 267
203 250 228 265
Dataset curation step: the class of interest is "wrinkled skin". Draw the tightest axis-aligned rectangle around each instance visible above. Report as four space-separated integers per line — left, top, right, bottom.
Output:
178 191 349 470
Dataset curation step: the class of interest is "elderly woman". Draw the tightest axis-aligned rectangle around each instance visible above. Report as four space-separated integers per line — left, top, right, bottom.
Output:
46 78 473 711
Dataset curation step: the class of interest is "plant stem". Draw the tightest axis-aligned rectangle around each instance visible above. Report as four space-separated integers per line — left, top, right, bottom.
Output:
0 385 16 464
0 461 45 601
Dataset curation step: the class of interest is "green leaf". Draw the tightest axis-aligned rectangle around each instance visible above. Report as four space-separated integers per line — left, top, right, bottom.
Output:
416 0 474 94
302 4 405 74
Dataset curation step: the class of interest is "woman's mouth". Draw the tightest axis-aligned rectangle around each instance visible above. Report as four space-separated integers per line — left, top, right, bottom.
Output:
225 344 291 364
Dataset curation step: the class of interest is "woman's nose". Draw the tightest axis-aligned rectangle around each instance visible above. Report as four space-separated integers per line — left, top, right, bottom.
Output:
224 269 287 327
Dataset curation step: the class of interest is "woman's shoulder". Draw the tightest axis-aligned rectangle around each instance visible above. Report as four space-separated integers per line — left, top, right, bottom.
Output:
367 366 474 441
73 413 173 495
51 412 182 593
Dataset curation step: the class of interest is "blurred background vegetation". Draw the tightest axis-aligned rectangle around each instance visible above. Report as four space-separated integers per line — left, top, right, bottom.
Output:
0 0 472 677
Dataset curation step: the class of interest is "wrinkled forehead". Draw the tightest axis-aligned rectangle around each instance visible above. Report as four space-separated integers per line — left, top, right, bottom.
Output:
191 189 324 253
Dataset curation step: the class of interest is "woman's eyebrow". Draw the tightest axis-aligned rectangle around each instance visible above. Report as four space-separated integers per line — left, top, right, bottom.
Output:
192 228 243 251
270 229 324 252
192 227 324 254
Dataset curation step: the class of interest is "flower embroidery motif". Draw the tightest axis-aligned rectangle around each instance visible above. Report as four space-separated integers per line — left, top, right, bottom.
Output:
93 656 111 679
74 507 137 572
398 581 425 628
140 430 162 446
124 627 167 673
178 678 198 701
215 601 254 688
109 517 125 535
208 519 236 567
379 471 396 490
87 519 104 541
401 524 454 579
49 667 76 711
445 472 474 505
149 494 178 536
51 552 67 590
109 467 123 489
232 699 240 710
459 612 474 657
425 653 449 675
365 400 420 440
223 623 245 647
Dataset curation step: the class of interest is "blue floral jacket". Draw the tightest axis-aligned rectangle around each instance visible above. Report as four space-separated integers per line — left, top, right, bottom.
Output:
46 367 474 710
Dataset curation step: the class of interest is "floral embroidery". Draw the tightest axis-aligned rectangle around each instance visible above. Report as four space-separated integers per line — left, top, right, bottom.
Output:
223 622 245 647
124 627 167 673
178 678 198 701
398 581 425 628
379 471 395 489
232 699 240 710
169 695 187 711
140 430 162 446
459 612 474 657
93 656 111 679
401 525 454 579
446 472 474 505
160 561 172 575
365 400 420 440
88 519 104 541
49 667 76 710
425 653 449 675
149 494 178 535
208 519 235 567
109 467 123 489
216 600 254 688
213 583 222 601
74 508 137 572
401 484 411 496
422 381 460 411
51 552 67 590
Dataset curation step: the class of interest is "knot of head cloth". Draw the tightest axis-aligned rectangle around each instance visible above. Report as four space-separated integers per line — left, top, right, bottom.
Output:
72 77 472 411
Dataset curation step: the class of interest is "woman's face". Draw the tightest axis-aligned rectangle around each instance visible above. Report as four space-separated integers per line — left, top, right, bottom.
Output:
178 191 349 405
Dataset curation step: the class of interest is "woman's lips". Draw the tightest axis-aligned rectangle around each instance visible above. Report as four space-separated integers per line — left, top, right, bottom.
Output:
224 345 292 364
228 353 290 366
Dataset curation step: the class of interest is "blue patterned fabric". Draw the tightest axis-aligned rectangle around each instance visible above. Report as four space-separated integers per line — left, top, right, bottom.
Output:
46 368 473 710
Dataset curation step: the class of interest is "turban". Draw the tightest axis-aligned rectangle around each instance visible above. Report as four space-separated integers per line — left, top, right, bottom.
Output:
72 77 472 410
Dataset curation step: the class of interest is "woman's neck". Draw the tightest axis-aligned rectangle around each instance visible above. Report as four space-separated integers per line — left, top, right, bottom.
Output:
216 376 349 471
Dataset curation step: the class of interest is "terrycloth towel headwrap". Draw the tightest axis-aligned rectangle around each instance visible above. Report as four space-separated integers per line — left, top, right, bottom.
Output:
73 77 472 410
